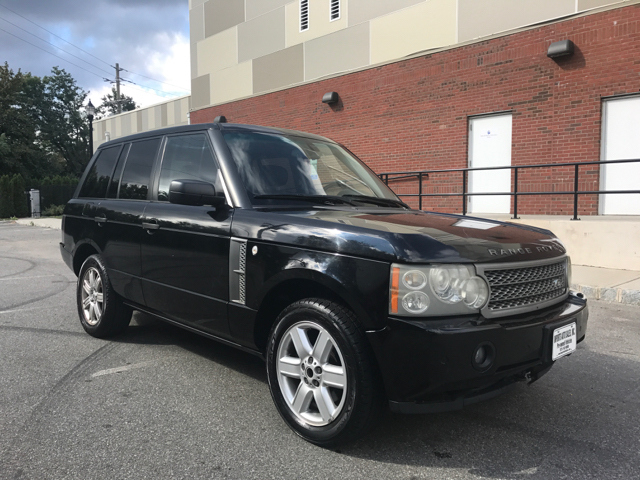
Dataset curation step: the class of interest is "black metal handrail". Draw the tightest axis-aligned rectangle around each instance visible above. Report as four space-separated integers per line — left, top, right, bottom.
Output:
378 158 640 220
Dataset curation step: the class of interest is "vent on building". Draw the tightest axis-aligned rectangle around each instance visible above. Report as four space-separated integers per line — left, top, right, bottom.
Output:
300 0 309 31
330 0 340 21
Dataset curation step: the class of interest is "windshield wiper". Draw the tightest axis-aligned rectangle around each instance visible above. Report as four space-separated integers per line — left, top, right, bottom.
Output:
342 195 409 209
253 194 356 206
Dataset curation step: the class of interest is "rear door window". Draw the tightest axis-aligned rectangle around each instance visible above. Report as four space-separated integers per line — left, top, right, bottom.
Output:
157 134 222 201
78 146 121 198
119 138 161 200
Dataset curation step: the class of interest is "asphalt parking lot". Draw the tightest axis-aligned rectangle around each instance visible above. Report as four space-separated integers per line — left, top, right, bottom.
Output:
1 222 639 480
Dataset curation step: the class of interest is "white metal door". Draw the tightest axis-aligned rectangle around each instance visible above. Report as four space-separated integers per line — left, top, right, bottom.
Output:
468 114 512 214
601 96 640 215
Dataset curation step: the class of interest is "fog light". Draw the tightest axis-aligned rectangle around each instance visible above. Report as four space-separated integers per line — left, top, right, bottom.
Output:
474 346 487 365
472 342 495 371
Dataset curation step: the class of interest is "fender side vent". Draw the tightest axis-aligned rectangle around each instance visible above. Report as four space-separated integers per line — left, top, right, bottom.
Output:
229 238 247 305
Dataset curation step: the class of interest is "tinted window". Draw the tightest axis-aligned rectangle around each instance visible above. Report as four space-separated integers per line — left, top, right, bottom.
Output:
78 146 120 198
157 134 221 201
106 144 130 199
119 138 160 200
222 131 398 202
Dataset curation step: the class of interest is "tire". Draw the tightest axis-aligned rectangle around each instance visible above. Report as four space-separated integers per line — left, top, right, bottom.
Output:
76 254 132 338
266 299 385 447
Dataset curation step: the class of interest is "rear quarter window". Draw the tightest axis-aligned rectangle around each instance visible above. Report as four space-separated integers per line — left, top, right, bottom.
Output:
118 138 161 200
78 146 121 198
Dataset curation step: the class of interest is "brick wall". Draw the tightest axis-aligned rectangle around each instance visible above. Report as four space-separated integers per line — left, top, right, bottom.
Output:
192 5 640 215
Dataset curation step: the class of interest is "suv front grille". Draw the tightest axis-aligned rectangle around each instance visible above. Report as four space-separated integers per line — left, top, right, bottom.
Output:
484 260 567 313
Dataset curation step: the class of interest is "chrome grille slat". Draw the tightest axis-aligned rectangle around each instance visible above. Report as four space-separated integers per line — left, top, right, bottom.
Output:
484 259 567 313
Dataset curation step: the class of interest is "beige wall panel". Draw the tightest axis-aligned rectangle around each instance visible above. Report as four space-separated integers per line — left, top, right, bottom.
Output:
161 104 168 127
246 0 292 21
210 62 253 105
285 0 347 47
136 111 143 132
141 109 149 132
190 4 205 44
197 27 238 77
167 101 176 125
121 113 131 136
190 0 207 10
239 8 286 62
204 0 245 38
253 44 304 93
114 117 122 138
190 43 198 79
371 0 456 64
304 22 370 81
173 99 182 124
349 0 424 26
192 74 211 109
459 0 576 42
579 0 624 10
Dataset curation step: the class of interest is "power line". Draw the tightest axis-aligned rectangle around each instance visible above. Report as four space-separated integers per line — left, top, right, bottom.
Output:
0 14 114 77
121 68 189 92
121 77 186 98
0 27 110 81
0 2 190 94
0 2 113 68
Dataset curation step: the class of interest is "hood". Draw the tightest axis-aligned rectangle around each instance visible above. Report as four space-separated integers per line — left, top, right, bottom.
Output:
232 207 566 264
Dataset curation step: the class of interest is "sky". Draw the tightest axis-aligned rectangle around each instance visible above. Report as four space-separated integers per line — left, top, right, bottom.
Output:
0 0 191 110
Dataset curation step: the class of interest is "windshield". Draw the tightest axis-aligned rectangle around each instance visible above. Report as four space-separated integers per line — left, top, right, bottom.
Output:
222 131 403 206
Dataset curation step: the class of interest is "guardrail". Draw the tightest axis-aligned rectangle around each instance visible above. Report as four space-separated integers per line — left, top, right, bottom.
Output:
378 159 640 220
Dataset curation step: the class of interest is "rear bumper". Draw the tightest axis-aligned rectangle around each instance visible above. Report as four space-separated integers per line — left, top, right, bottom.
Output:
367 292 588 412
60 242 73 272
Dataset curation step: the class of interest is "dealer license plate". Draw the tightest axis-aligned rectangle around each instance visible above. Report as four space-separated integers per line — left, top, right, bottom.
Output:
552 322 577 360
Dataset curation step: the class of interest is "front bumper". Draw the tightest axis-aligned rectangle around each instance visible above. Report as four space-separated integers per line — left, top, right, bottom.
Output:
366 292 588 413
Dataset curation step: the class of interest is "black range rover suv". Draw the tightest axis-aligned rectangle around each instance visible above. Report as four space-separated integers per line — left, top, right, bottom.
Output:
61 123 588 446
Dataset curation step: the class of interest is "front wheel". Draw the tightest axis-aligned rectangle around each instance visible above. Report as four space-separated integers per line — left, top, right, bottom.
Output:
266 299 384 447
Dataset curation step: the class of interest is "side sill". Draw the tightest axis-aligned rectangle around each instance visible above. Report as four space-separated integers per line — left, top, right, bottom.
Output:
124 303 265 360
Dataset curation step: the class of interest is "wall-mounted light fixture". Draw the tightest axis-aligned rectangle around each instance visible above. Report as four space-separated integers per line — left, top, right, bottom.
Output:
322 92 339 105
214 115 227 123
547 40 575 59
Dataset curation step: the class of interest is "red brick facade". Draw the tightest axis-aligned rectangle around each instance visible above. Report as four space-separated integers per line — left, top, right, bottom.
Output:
192 5 640 215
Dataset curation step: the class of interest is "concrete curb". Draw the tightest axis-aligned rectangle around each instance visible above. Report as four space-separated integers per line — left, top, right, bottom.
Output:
571 284 640 306
15 218 61 229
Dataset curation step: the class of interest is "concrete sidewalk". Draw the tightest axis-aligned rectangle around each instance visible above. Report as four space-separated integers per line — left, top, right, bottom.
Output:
10 217 640 306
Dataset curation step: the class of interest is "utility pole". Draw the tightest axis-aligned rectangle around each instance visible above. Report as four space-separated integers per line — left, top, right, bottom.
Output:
115 63 123 114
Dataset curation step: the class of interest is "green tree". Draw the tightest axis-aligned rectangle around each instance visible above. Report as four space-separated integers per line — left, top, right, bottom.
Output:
22 67 91 176
95 87 137 119
10 174 28 217
0 63 50 178
0 175 14 218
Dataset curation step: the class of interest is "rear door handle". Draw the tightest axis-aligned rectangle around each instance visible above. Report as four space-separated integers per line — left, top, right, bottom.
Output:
95 215 107 225
142 222 160 231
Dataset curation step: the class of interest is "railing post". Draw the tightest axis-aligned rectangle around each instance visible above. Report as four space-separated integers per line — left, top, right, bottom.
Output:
512 167 519 219
462 170 467 216
572 164 580 221
418 173 423 211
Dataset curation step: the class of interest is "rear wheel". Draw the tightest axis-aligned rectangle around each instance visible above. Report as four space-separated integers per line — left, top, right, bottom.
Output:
266 299 384 447
77 254 132 338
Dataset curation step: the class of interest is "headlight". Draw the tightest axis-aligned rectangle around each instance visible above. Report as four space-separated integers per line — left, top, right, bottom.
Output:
390 264 489 316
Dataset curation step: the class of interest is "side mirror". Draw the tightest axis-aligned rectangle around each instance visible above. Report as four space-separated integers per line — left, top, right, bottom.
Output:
169 179 226 207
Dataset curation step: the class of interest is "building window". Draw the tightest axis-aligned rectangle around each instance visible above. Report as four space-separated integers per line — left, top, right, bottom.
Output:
330 0 340 21
300 0 309 32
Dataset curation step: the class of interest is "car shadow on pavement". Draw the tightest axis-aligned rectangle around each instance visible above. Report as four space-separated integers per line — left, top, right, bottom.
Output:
113 311 267 384
340 344 639 479
110 313 639 479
